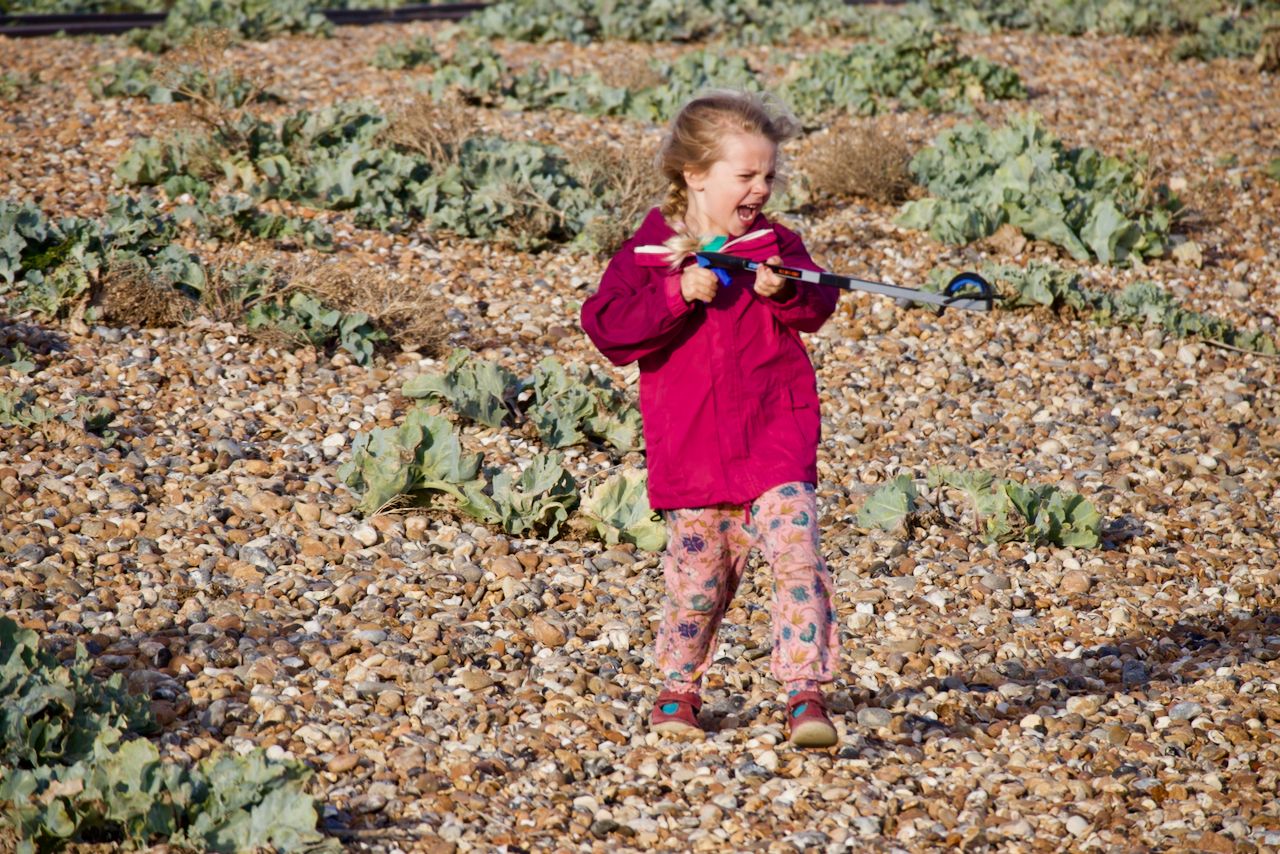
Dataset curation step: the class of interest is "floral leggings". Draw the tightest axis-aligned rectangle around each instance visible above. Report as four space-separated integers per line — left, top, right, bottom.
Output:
655 481 838 694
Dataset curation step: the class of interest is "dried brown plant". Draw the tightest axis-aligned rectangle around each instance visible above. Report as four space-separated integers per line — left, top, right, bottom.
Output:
595 52 664 91
381 91 477 168
803 123 915 205
156 27 271 147
198 256 291 324
570 141 665 257
291 260 448 356
96 256 193 328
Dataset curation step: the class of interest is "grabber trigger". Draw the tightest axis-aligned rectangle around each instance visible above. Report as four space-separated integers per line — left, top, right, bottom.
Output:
696 254 734 287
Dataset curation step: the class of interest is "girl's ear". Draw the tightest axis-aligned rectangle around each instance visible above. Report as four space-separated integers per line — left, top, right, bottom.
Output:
683 166 706 193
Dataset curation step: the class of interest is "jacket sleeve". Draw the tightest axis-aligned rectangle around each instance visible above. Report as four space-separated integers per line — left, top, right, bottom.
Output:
580 248 697 366
763 224 840 333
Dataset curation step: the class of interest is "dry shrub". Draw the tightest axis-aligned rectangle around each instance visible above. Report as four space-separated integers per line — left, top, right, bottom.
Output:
571 141 665 257
381 91 477 167
803 123 914 205
595 52 664 91
196 256 276 323
96 257 193 328
291 260 448 356
197 257 444 355
157 27 271 148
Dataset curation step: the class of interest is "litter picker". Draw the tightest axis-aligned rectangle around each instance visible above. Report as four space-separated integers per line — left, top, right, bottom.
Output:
694 250 997 313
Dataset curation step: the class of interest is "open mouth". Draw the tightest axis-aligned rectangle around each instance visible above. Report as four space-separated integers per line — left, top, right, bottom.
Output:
736 204 760 223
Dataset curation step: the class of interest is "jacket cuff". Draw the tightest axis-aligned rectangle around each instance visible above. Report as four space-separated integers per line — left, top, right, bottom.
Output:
664 273 694 318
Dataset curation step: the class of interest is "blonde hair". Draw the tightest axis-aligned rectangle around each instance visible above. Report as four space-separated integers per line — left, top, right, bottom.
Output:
656 89 800 264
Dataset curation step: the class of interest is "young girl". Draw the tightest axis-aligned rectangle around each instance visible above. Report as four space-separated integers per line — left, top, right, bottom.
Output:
580 90 841 748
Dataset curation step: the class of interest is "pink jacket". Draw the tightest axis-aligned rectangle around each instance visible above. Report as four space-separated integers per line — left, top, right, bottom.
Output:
581 208 839 510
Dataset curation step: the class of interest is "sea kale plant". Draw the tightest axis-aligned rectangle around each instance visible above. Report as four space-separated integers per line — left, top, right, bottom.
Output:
857 467 1103 548
132 0 331 53
579 470 667 552
344 353 661 547
897 113 1180 264
528 357 644 452
414 30 1024 125
338 407 492 517
0 196 204 320
920 0 1250 37
114 100 607 249
779 19 1026 121
402 348 524 429
463 0 861 44
483 452 581 538
0 616 335 853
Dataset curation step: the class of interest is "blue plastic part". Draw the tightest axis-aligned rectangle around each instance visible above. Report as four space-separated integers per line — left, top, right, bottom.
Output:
944 273 990 297
696 255 733 287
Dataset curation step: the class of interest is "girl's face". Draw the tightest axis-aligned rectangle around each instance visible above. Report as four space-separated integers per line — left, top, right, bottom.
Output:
683 132 778 238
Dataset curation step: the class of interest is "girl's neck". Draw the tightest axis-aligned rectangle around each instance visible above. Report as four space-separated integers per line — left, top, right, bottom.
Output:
682 206 717 241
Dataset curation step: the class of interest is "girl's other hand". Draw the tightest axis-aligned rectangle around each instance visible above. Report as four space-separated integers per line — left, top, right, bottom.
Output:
753 255 790 299
681 265 720 304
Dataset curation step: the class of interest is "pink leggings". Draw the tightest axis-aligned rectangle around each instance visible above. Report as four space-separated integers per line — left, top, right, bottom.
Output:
655 482 838 694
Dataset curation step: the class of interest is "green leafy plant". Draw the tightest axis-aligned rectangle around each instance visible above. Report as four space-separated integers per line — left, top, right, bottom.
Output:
528 357 643 452
0 390 54 429
195 194 333 249
132 0 331 53
897 112 1180 264
0 71 40 103
463 0 860 44
1002 480 1102 549
0 196 203 320
780 26 1026 121
923 0 1232 37
116 99 602 248
91 55 276 109
485 452 580 537
337 407 490 516
72 396 121 446
0 341 36 375
1093 281 1277 353
90 59 170 103
371 35 442 70
420 32 1023 127
0 199 54 288
1172 10 1280 61
579 470 666 551
856 467 1102 548
856 473 918 532
0 616 336 853
403 349 523 429
245 292 387 365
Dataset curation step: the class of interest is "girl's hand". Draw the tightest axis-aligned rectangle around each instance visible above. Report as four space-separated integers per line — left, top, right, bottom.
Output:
753 256 791 300
681 264 720 304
